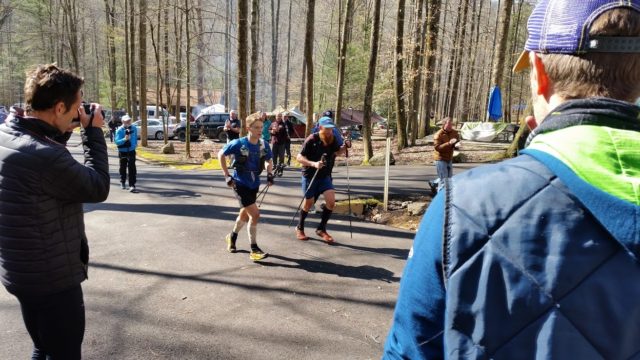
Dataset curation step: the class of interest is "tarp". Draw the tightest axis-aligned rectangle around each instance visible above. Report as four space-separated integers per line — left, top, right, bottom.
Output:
460 122 509 142
287 106 307 124
337 109 385 127
487 86 503 121
200 104 225 114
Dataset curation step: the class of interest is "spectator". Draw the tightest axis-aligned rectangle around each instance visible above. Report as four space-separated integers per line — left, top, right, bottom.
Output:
384 1 640 359
0 63 109 360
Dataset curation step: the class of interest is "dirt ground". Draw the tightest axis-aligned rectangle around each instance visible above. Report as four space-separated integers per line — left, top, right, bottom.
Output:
133 133 511 231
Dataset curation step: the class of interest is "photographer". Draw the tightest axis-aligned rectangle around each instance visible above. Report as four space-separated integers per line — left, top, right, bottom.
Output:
223 109 241 143
0 63 110 359
114 114 138 192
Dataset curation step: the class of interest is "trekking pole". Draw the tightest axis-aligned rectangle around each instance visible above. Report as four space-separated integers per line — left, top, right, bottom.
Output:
289 154 326 227
345 138 353 239
257 184 270 208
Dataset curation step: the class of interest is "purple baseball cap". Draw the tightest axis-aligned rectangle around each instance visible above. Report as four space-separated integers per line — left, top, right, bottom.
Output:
513 0 640 72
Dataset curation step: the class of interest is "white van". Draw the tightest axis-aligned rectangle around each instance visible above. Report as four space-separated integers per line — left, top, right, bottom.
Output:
137 105 170 120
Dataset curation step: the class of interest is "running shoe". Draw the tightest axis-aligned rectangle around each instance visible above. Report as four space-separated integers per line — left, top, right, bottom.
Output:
225 233 237 253
249 245 268 261
315 229 335 244
296 227 309 241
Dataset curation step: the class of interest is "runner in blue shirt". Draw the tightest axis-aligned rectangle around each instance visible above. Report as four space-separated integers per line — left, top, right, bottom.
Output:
219 112 274 261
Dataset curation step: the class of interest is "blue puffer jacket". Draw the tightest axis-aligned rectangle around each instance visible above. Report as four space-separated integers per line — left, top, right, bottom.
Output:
443 153 640 359
383 98 640 360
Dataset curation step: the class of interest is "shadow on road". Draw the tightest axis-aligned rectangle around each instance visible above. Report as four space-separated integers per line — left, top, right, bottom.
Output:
260 254 400 283
89 262 396 308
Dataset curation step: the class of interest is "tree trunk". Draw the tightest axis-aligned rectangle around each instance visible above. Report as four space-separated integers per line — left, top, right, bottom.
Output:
129 0 137 119
394 0 408 150
419 0 442 138
164 3 171 115
271 0 281 109
303 0 315 136
185 0 192 156
61 0 80 74
224 0 231 111
104 0 117 120
408 0 425 145
196 0 205 105
237 0 249 133
124 0 131 115
174 3 183 121
361 0 382 163
284 0 292 108
250 0 259 113
490 0 513 91
299 60 306 111
139 0 148 146
446 0 469 120
334 0 353 127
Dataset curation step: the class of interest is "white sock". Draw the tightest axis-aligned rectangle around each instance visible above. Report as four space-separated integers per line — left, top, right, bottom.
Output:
248 225 257 245
232 218 247 234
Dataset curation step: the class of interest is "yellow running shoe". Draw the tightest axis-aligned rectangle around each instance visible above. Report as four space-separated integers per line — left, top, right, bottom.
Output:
225 233 237 253
249 245 268 261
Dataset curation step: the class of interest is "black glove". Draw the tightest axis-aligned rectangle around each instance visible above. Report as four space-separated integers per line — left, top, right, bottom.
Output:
267 173 274 185
225 176 235 188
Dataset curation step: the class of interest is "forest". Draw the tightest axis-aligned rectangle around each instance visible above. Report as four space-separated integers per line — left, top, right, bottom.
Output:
0 0 532 158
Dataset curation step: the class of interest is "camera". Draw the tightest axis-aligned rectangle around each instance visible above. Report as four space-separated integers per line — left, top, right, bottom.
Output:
71 103 105 123
125 128 131 135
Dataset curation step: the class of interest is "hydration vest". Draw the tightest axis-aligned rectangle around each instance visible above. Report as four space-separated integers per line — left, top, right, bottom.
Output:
230 137 267 175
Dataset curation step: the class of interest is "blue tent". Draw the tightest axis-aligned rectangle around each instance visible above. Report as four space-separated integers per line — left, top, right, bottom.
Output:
487 86 503 121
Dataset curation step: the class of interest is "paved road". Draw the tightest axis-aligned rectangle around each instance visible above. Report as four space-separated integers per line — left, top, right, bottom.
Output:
0 136 478 359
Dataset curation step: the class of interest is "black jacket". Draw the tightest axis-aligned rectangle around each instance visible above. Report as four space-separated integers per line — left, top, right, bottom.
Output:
0 116 110 296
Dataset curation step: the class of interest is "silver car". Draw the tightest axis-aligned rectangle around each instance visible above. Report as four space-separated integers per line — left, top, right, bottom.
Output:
133 119 175 140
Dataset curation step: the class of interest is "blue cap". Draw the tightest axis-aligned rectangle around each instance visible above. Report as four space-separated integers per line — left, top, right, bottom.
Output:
322 110 334 118
318 117 335 128
513 0 640 72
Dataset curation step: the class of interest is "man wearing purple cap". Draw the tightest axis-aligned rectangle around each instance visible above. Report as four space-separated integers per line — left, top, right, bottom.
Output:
384 1 640 359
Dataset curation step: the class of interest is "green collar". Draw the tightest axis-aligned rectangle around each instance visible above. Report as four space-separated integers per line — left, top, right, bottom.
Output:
528 125 639 205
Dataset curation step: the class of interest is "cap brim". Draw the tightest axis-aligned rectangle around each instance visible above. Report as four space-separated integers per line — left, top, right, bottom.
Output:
512 50 530 73
321 124 335 128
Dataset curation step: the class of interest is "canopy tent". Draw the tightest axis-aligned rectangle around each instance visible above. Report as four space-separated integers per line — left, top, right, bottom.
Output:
337 109 385 127
199 104 225 114
459 122 510 142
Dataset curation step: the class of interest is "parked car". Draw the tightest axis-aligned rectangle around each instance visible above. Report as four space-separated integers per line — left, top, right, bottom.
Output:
133 119 175 140
180 112 195 123
196 112 230 142
173 120 201 142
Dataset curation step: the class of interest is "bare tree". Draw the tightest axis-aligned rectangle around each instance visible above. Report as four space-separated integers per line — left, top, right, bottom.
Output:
104 0 117 117
224 0 231 110
490 0 514 110
139 0 148 146
408 0 425 145
185 0 192 156
237 0 249 133
195 0 205 105
419 0 442 138
394 0 408 150
361 0 382 163
283 0 292 108
61 0 80 73
129 0 138 119
124 0 132 115
250 0 258 113
270 0 281 109
334 0 353 127
303 0 316 136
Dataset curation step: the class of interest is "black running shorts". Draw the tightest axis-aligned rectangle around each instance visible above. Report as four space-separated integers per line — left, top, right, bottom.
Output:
233 183 259 208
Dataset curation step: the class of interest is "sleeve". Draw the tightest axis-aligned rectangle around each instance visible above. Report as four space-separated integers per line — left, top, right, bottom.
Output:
299 136 312 157
264 141 273 161
383 192 446 360
41 127 110 203
333 128 344 147
434 131 449 152
114 127 125 146
222 139 239 156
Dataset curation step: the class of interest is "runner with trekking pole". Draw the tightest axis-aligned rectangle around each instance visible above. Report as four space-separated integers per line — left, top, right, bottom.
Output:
293 116 351 244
